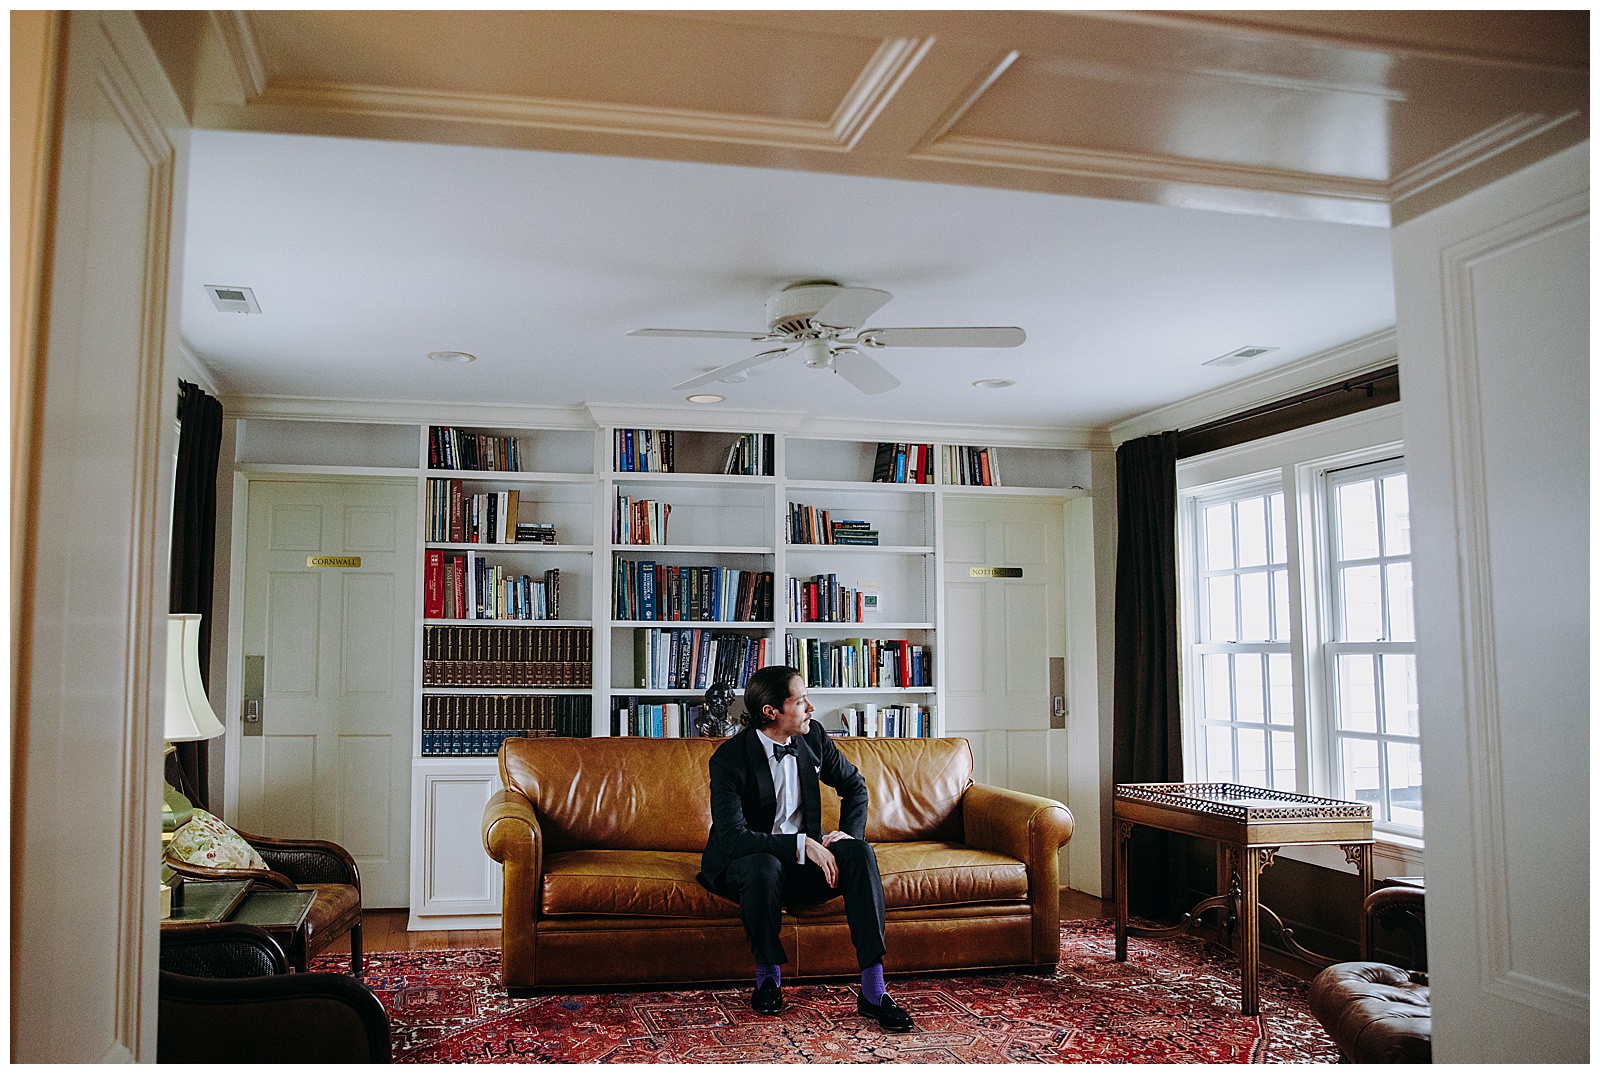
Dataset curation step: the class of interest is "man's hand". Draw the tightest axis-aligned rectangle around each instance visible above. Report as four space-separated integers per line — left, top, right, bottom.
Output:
820 830 853 847
803 834 839 887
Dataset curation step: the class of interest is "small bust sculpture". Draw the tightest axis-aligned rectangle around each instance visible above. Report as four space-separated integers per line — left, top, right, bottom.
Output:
698 680 738 738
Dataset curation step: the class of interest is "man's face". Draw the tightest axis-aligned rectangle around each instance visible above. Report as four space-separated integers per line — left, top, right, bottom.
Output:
764 677 814 741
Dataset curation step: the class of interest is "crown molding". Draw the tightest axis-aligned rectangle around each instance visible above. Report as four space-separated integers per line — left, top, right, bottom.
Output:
913 134 1393 207
1110 328 1399 445
170 340 222 398
220 393 595 429
213 393 1105 450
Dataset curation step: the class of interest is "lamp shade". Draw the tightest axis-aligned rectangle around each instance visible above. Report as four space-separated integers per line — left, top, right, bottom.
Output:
166 613 224 742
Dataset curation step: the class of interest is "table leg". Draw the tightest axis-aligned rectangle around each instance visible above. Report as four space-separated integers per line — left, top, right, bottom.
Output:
1237 846 1268 1016
1344 842 1375 960
1114 819 1132 961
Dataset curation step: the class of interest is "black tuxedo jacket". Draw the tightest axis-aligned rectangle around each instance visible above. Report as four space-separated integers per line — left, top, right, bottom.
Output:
698 722 868 888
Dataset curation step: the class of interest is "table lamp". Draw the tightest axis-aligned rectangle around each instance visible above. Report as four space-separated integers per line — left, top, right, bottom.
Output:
164 612 225 832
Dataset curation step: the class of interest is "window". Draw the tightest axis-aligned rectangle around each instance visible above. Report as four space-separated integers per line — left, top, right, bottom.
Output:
1321 460 1420 831
1189 486 1296 790
1182 444 1421 840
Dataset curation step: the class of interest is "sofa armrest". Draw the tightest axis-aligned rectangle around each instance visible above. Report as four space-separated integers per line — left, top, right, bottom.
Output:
483 789 542 872
483 788 543 988
962 783 1075 965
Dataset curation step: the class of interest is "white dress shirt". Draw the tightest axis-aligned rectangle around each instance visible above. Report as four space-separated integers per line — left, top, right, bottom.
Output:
764 735 806 863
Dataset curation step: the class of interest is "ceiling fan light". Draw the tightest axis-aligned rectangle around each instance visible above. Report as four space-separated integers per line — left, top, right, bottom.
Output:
686 393 724 404
798 339 834 369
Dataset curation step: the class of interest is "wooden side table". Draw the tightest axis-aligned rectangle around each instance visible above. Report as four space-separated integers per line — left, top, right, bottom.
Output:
233 889 316 971
160 881 315 971
1113 782 1374 1015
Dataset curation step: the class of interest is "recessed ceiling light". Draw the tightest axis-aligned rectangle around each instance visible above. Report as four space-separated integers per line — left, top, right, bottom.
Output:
971 378 1015 390
427 350 477 364
1204 346 1278 367
686 393 725 404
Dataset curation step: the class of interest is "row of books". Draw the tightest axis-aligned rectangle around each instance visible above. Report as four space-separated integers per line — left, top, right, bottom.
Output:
421 625 592 686
420 694 593 755
614 428 675 473
612 697 714 738
722 433 774 476
612 560 775 622
873 442 936 484
427 480 556 545
789 573 868 623
945 444 1001 486
829 702 935 739
430 425 522 472
425 550 561 620
787 502 879 546
614 493 671 545
785 636 932 689
632 628 769 691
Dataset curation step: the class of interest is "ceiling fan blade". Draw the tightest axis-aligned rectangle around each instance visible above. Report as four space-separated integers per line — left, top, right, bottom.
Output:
859 326 1026 348
831 350 900 395
629 328 770 340
813 287 892 329
670 347 793 391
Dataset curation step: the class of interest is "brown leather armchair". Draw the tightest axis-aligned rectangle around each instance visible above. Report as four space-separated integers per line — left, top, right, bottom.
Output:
159 923 389 1063
164 828 364 975
1308 885 1430 1063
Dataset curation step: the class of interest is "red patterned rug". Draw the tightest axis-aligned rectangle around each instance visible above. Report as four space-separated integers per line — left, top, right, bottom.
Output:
310 920 1338 1063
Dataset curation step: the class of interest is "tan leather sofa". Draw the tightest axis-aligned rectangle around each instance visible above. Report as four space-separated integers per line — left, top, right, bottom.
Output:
483 735 1074 993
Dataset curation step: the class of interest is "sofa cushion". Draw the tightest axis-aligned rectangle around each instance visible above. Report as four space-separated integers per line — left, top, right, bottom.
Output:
832 738 972 842
799 841 1028 912
503 738 719 853
542 850 728 918
540 841 1028 919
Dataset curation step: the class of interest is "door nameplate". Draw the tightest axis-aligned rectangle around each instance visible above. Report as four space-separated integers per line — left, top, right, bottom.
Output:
969 566 1023 578
307 555 361 568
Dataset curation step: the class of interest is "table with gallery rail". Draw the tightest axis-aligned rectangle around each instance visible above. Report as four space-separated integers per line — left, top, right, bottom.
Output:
1113 782 1374 1015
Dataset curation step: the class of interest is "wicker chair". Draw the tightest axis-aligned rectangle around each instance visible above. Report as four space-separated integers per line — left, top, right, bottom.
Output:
159 923 390 1063
165 828 364 975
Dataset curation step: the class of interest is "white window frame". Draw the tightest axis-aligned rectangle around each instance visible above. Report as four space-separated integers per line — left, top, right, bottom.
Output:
1182 478 1299 791
1177 406 1422 876
1303 453 1420 834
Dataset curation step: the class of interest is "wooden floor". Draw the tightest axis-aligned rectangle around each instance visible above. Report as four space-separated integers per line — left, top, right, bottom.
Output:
335 888 1116 955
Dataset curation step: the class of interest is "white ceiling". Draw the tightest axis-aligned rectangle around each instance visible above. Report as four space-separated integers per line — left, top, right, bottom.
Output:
179 128 1397 432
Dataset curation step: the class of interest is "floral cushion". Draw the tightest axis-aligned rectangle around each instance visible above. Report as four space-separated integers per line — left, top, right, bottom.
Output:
166 808 268 871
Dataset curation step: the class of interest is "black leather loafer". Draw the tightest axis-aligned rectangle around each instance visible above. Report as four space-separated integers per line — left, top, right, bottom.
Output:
751 980 783 1015
857 991 915 1032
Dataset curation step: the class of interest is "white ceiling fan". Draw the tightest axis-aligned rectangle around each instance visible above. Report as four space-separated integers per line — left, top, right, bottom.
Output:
629 281 1025 396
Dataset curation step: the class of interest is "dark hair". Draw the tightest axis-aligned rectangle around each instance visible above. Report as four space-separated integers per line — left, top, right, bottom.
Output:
741 665 802 730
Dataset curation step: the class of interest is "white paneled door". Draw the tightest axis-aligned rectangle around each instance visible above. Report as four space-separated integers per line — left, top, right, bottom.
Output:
941 495 1071 844
239 478 416 907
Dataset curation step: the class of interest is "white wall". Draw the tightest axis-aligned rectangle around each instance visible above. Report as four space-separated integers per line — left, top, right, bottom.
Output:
13 12 189 1062
1393 142 1588 1063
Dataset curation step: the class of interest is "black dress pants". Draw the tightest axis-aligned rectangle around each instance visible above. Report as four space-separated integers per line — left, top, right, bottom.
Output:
711 837 887 970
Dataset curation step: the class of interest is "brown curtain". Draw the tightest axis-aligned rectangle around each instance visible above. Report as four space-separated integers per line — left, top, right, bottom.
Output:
169 381 224 810
1112 431 1188 917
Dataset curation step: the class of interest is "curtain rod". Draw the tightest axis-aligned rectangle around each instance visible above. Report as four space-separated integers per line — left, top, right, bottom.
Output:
1178 365 1399 440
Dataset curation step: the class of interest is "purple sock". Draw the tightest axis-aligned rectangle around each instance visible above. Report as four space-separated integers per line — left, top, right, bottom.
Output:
757 964 781 989
861 962 885 1004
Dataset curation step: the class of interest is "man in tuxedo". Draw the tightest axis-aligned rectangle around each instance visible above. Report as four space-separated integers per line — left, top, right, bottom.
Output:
698 665 915 1032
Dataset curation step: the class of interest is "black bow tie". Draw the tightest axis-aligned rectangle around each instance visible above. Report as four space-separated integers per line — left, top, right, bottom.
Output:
772 742 798 761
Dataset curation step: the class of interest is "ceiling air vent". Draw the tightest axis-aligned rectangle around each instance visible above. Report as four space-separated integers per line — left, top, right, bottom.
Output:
204 284 261 314
1204 345 1277 368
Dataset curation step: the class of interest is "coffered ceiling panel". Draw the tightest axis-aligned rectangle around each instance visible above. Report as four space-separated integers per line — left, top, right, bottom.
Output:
248 10 880 126
142 9 1585 226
